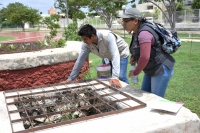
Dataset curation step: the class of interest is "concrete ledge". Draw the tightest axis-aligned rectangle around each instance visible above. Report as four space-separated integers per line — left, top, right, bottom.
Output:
0 41 82 70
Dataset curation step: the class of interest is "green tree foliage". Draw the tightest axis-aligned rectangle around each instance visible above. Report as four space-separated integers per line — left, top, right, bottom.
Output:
153 8 160 20
37 14 66 48
130 0 184 30
88 0 127 30
42 14 60 40
138 0 143 4
63 22 81 41
191 0 200 9
175 3 184 11
54 0 90 23
132 4 136 8
191 0 200 16
1 2 41 31
0 8 6 27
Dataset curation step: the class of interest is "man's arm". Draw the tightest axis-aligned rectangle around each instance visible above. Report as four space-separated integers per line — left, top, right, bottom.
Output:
67 43 90 81
107 33 120 79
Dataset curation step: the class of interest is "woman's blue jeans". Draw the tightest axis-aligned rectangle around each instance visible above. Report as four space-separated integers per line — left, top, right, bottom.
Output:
141 65 174 98
103 56 129 84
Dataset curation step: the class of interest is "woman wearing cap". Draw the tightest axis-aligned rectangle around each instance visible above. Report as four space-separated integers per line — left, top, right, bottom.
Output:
120 8 175 98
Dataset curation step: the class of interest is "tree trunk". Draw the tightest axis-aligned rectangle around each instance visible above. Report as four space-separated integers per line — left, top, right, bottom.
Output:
21 23 25 31
172 12 176 30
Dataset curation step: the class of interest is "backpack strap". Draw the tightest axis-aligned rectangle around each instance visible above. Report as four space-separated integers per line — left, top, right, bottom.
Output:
137 23 161 47
101 31 117 45
111 32 118 39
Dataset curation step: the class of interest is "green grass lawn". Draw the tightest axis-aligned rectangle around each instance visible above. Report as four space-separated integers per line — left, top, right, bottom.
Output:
0 36 15 42
178 33 200 38
87 39 200 118
166 41 200 117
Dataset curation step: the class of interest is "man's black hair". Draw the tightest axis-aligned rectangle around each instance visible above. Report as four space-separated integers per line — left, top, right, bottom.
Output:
78 24 96 38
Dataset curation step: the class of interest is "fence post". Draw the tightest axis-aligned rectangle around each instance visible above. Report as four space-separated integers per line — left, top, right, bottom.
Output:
199 9 200 28
184 10 186 28
100 18 101 29
96 17 97 28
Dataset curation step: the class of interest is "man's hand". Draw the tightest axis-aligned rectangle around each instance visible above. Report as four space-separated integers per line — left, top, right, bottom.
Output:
61 80 71 84
109 78 122 88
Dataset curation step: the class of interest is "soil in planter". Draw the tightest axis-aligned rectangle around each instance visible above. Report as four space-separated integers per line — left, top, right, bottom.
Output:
0 61 89 91
0 42 58 54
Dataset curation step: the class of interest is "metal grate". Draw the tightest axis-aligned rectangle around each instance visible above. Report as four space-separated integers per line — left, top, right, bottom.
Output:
4 79 146 133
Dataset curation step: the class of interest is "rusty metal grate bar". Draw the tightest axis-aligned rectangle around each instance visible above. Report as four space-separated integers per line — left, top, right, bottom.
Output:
3 79 146 133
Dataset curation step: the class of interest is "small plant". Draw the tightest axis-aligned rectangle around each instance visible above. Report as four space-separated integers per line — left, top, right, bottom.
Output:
42 14 61 45
44 35 51 46
66 112 72 119
36 40 48 48
84 73 92 80
51 40 59 48
0 43 3 50
61 115 68 121
56 38 66 47
19 45 26 51
7 44 16 51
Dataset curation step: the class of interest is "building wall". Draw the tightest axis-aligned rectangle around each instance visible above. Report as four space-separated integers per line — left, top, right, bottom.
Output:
182 0 193 6
48 7 57 15
136 2 168 23
136 2 166 13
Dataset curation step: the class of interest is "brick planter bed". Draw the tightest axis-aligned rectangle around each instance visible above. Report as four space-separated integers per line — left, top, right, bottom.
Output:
0 41 89 91
0 60 89 91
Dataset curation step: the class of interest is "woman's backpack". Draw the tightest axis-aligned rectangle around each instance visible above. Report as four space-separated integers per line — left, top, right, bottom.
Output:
145 21 181 54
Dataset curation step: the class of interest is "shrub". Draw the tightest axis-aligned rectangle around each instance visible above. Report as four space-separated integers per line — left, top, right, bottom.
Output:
63 22 81 41
52 38 66 48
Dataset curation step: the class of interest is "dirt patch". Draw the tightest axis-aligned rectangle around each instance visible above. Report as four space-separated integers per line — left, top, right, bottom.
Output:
0 32 63 54
0 42 58 54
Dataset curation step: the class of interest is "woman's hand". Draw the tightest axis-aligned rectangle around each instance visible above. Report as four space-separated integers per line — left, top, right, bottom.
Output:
130 56 136 66
128 70 135 78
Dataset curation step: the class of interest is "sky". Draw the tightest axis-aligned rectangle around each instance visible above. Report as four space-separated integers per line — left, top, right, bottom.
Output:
0 0 134 14
0 0 57 14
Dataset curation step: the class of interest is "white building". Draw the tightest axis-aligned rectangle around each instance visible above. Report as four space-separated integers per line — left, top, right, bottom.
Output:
182 0 193 6
136 2 166 22
136 0 194 13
